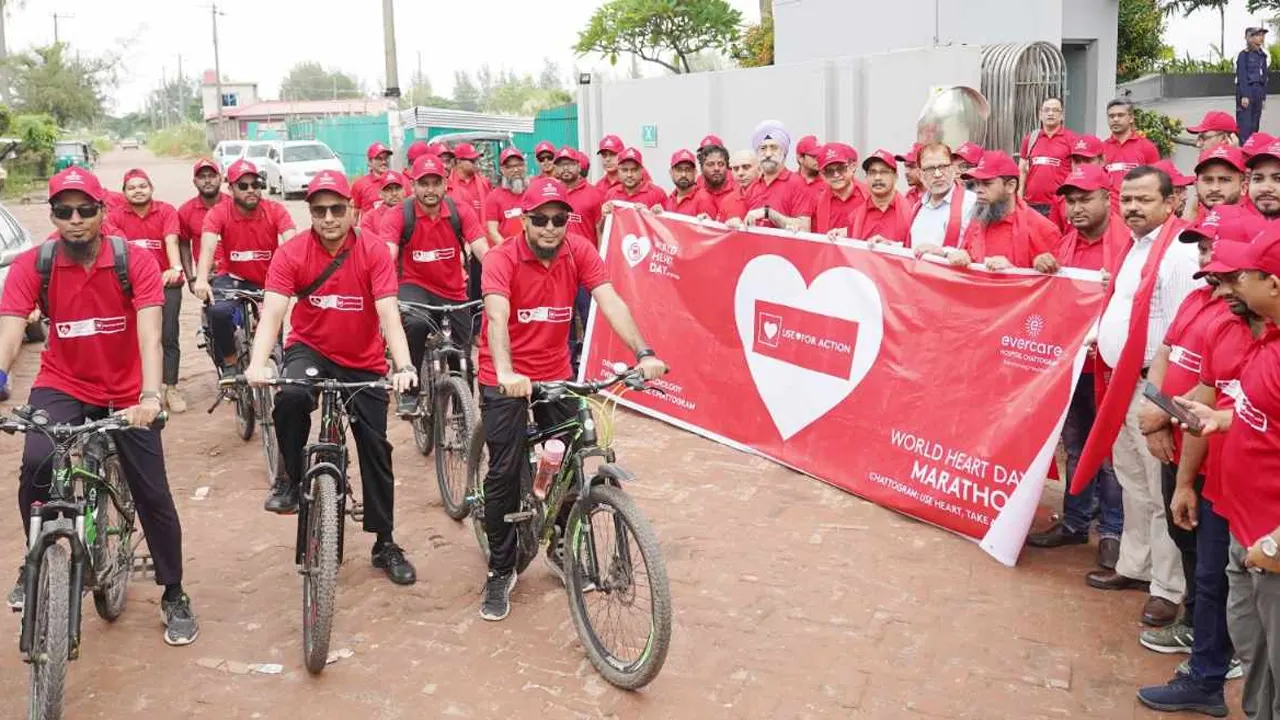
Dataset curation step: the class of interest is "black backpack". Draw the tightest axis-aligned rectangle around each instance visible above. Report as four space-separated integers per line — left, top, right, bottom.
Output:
36 236 133 315
399 197 481 300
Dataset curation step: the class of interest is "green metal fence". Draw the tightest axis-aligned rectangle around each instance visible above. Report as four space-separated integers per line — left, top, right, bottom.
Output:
286 115 390 178
529 104 579 153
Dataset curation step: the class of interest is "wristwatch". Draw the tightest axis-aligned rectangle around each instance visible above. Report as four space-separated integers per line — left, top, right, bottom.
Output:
635 348 656 362
139 391 161 403
1262 535 1278 559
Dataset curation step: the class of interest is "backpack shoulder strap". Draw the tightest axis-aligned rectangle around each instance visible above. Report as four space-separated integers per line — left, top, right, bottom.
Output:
36 241 57 315
400 200 414 247
108 236 132 298
443 196 467 251
1024 129 1041 161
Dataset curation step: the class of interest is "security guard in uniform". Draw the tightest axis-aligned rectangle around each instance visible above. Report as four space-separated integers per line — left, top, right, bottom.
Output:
1237 26 1270 143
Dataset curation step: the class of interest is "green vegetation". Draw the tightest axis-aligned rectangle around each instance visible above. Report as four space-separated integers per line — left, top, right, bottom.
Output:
1118 0 1171 82
737 17 774 68
574 0 743 74
148 124 207 158
1133 106 1184 157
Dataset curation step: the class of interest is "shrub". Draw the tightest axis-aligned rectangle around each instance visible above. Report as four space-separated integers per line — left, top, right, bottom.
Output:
1133 106 1184 157
148 124 208 157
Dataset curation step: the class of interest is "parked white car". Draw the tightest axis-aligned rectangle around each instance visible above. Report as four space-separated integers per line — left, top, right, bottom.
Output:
213 140 247 173
0 202 44 348
241 140 274 171
265 141 345 199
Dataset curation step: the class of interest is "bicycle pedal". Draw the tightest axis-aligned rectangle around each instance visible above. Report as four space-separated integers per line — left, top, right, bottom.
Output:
131 553 155 579
349 504 364 522
503 511 535 523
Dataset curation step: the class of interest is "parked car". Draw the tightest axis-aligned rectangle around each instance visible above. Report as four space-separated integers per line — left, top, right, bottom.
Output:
265 141 345 199
120 137 140 150
213 140 247 173
0 202 44 347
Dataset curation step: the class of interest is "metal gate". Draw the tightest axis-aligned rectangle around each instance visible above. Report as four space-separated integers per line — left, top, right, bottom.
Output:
981 42 1066 155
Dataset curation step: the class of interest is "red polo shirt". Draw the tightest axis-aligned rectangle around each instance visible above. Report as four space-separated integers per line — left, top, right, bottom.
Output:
701 182 747 222
382 199 484 301
483 187 525 240
849 193 913 244
266 229 396 373
1163 289 1230 462
595 172 620 194
358 203 393 243
351 171 386 214
664 187 718 217
565 181 604 246
1102 134 1161 187
0 237 164 408
108 201 181 273
744 169 815 226
201 199 295 286
448 172 491 219
177 193 230 274
960 206 1058 267
1056 228 1110 271
1199 312 1269 503
801 173 826 207
477 234 610 386
604 181 667 210
812 187 863 234
1217 330 1280 547
1020 127 1077 204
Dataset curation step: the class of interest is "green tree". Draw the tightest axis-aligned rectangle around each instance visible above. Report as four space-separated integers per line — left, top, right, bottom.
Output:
538 58 564 90
574 0 743 74
279 61 362 101
452 70 480 111
1248 1 1280 13
6 43 117 128
737 17 774 68
1161 0 1230 59
1118 0 1169 82
148 76 201 126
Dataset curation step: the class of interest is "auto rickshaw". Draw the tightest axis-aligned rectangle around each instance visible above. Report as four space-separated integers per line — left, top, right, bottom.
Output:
420 131 513 187
53 141 93 173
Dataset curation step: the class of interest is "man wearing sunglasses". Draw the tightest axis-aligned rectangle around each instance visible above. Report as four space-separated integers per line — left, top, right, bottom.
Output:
475 176 668 621
534 140 556 178
193 159 296 375
244 170 419 584
0 167 199 646
351 142 394 217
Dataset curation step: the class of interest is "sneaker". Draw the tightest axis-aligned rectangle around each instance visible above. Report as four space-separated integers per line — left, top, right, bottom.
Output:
1026 521 1090 548
163 386 188 414
161 593 200 646
7 567 24 612
371 542 417 585
396 392 422 419
1140 618 1194 654
544 533 596 592
1136 675 1227 717
479 569 517 621
263 481 299 514
1177 657 1244 681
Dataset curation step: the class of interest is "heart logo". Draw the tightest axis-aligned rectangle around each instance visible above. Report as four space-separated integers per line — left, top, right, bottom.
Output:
623 234 652 268
734 255 885 440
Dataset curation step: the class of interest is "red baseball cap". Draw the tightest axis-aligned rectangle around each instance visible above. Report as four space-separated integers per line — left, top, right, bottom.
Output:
429 140 454 157
408 154 447 180
48 166 107 202
699 134 725 150
521 177 572 212
796 135 821 158
122 168 151 188
1246 138 1280 167
895 143 923 166
618 147 644 166
306 170 352 200
1243 132 1275 157
226 159 261 184
406 140 431 165
861 149 898 173
366 142 393 161
193 158 221 176
1056 164 1111 194
534 141 556 158
1187 111 1238 135
380 171 406 189
576 149 591 172
961 150 1019 180
1205 222 1280 276
1068 135 1104 159
670 149 697 168
1180 204 1265 244
953 142 985 166
452 143 480 161
1152 159 1195 187
500 147 525 165
818 143 857 170
1195 144 1247 174
554 147 578 163
598 134 624 155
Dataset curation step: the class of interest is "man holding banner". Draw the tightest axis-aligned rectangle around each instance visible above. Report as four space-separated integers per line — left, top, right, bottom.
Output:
948 151 1060 271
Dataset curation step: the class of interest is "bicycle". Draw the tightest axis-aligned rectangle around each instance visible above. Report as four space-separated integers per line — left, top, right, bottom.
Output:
1 405 164 720
398 299 480 521
220 374 388 674
199 288 281 486
464 366 672 689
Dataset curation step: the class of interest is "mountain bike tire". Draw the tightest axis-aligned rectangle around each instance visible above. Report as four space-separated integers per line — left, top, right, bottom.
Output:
28 539 70 720
92 455 134 622
465 426 489 558
411 357 436 456
301 473 340 675
435 376 477 521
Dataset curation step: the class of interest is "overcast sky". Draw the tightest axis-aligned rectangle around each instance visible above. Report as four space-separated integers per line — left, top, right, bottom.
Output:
1 0 1269 116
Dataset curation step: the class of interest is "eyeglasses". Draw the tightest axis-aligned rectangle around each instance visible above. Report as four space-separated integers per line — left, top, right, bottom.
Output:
821 164 849 178
536 154 554 162
235 180 266 191
527 213 569 228
50 203 102 220
309 203 349 219
919 164 951 176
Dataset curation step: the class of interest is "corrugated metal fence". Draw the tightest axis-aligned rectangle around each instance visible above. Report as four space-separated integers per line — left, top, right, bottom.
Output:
287 115 390 176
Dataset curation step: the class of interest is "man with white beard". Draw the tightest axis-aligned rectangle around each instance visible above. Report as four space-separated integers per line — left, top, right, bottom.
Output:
485 148 530 247
743 120 813 231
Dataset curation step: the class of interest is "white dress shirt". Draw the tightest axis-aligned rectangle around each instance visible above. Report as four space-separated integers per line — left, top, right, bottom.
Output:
909 187 977 246
1097 220 1204 368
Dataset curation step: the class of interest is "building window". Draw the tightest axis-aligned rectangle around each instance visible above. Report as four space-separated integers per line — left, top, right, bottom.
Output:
221 93 238 107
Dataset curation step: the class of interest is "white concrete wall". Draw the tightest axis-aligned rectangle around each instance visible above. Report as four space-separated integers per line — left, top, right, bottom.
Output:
1062 0 1119 133
201 83 258 120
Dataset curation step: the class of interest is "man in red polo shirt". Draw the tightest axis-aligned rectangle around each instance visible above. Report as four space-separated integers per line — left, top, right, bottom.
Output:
594 134 624 192
244 170 418 584
358 171 405 240
664 149 717 217
1189 111 1240 151
1104 99 1162 188
898 143 925 208
448 143 492 218
953 142 985 176
193 159 296 373
474 176 667 621
552 147 604 246
601 148 667 218
177 159 229 284
795 134 825 204
533 141 556 178
109 168 187 413
744 120 813 231
1045 134 1113 231
0 167 198 646
383 154 488 411
406 139 431 167
485 148 529 248
432 141 457 176
696 133 725 185
845 150 913 245
811 144 863 234
1193 145 1247 220
1019 97 1076 216
696 141 746 223
1247 140 1280 222
947 151 1059 270
351 142 394 215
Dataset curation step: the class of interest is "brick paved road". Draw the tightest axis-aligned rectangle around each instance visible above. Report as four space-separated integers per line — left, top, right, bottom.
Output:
0 150 1242 718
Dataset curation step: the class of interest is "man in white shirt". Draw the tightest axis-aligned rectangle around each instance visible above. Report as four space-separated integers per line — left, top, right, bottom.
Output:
1086 166 1202 628
909 143 978 250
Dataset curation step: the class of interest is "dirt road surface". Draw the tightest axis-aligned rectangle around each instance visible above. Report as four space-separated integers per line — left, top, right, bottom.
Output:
0 150 1230 718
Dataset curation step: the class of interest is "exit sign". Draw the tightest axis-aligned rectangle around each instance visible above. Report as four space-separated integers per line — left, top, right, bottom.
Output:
641 124 658 147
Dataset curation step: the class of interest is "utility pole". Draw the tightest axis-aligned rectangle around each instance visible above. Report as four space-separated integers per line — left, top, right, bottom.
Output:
161 66 169 128
381 0 400 98
177 54 185 124
51 12 73 44
211 3 225 136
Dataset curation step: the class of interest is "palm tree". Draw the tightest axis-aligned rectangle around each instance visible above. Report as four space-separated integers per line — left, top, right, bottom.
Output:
1162 0 1232 60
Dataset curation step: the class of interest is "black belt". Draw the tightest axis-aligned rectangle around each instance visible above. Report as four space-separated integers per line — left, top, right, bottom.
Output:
1140 367 1149 379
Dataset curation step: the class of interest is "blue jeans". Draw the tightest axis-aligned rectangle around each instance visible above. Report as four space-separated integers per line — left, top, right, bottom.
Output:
1062 373 1124 538
1188 497 1234 694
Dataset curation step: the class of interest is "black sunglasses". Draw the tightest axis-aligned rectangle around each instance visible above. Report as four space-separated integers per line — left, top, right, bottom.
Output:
51 203 102 220
536 153 555 161
235 180 267 191
527 213 569 228
309 203 349 219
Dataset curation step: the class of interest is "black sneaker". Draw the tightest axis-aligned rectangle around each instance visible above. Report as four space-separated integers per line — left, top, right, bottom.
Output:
371 542 417 585
7 567 24 612
545 534 597 592
396 392 422 419
217 364 238 380
263 481 299 514
161 593 200 646
480 569 517 621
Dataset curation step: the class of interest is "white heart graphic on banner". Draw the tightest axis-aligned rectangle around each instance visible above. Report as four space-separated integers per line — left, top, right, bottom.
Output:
734 255 885 440
623 234 652 268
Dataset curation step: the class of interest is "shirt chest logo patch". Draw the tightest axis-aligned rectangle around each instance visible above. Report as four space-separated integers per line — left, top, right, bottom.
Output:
503 208 523 220
1232 384 1270 433
308 295 364 312
1168 345 1203 375
128 239 163 251
55 316 126 339
516 306 572 323
229 250 273 262
411 247 457 263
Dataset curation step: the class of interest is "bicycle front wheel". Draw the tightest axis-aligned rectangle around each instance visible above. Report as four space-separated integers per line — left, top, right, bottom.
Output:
434 376 477 521
465 426 489 558
235 382 255 442
565 484 672 690
301 473 340 674
92 455 134 622
411 358 436 456
256 388 281 485
28 541 70 720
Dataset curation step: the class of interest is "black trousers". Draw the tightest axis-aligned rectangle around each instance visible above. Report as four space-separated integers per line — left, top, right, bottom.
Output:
1162 462 1203 618
397 283 471 388
161 284 182 385
273 344 395 534
19 387 183 585
1028 202 1053 218
480 384 576 573
205 275 260 364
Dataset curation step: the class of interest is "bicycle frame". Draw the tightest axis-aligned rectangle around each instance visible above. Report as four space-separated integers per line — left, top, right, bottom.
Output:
525 398 618 548
294 386 351 566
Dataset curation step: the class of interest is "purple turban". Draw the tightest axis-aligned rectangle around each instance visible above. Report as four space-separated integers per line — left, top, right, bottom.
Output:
751 120 792 161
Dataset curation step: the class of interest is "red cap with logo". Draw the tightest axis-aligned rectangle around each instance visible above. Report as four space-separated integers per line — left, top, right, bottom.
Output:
953 142 985 166
1180 204 1265 245
534 141 556 158
818 143 857 170
670 149 697 168
575 149 591 172
598 134 624 155
1056 164 1111 194
408 154 447 180
48 166 107 202
366 142 393 161
306 170 353 200
861 149 898 172
1195 144 1247 174
1068 134 1104 159
452 143 480 161
406 140 432 165
1201 221 1280 276
699 134 725 150
1187 111 1239 135
796 135 821 158
122 168 151 188
226 159 261 184
380 171 406 189
521 177 572 212
1151 159 1194 187
500 147 525 165
429 140 454 157
1242 132 1275 157
1246 138 1280 167
554 146 578 163
193 158 221 176
618 147 644 166
895 143 923 166
961 150 1019 180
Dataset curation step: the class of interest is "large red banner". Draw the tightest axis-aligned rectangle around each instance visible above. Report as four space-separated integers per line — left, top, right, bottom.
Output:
582 207 1107 564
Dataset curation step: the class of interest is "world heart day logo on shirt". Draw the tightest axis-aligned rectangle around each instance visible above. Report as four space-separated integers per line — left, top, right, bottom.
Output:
734 256 884 440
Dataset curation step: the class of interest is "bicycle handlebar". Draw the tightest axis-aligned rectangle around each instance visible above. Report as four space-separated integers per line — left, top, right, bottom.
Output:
530 367 653 401
0 408 168 439
220 375 392 392
397 299 483 317
213 288 266 301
